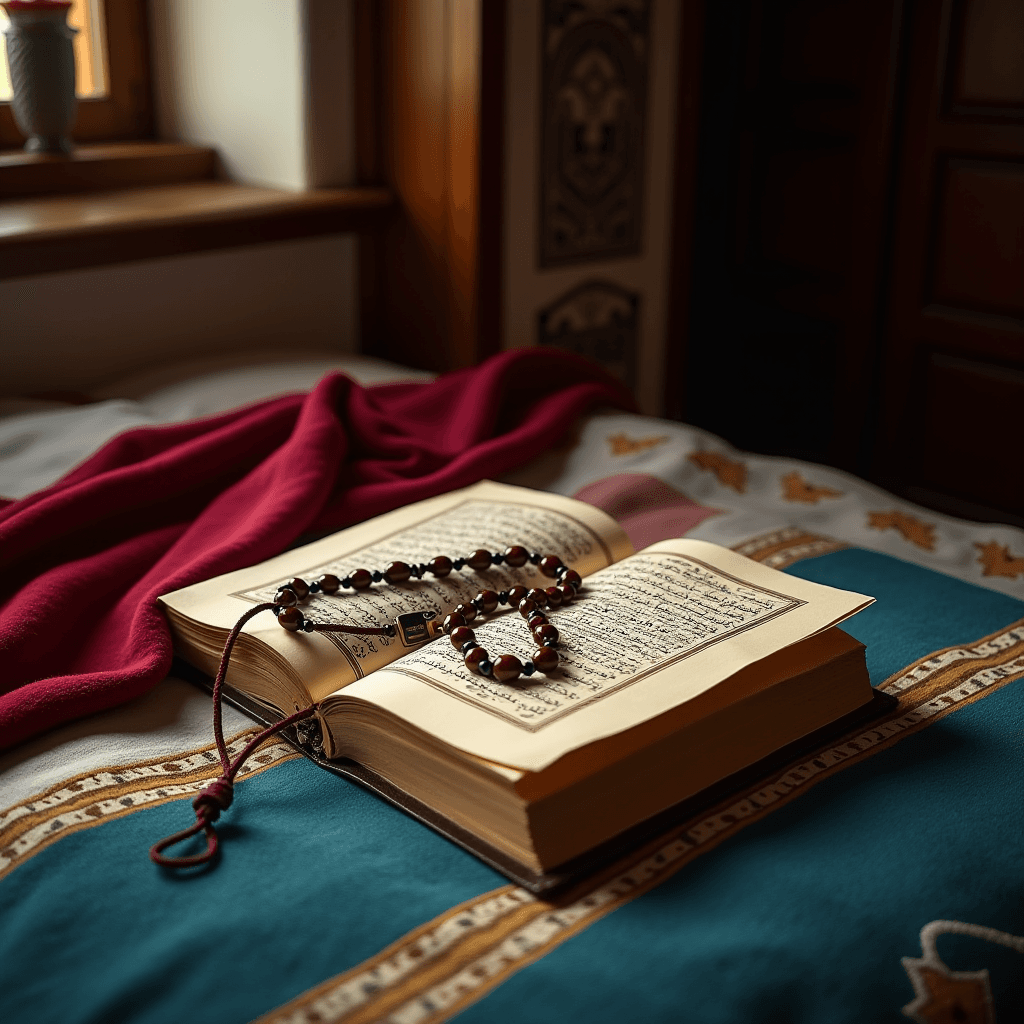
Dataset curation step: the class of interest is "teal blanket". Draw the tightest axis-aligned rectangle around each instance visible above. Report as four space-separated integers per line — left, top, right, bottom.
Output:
2 547 1022 1024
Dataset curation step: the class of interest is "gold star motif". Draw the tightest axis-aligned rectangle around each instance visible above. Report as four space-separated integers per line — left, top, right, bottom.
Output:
688 451 747 493
780 471 844 504
974 541 1024 579
606 432 669 456
868 510 937 551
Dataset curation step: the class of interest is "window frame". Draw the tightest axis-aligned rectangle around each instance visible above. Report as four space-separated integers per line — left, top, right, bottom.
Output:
0 0 152 148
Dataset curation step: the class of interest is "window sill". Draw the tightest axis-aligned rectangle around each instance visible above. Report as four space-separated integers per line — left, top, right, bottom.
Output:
0 141 219 197
0 178 395 279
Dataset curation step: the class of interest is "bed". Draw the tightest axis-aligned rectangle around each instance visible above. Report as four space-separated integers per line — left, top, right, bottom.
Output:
2 351 1022 1024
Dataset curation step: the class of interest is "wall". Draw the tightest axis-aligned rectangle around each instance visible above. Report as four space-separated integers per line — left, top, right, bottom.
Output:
149 0 357 190
2 236 359 394
149 0 308 188
0 0 359 396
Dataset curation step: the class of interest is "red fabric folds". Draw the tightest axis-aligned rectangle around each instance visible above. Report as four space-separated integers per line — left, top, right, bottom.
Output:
0 349 634 750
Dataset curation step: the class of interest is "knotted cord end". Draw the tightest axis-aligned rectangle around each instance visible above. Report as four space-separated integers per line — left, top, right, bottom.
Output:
149 601 316 870
148 776 235 868
192 778 234 823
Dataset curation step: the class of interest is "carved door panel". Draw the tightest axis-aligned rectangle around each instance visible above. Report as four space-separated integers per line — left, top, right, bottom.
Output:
874 0 1024 522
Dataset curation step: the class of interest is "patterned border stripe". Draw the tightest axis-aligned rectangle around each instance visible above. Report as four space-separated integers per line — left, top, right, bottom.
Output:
0 730 299 880
260 615 1024 1024
380 840 702 1024
259 887 539 1024
683 616 1024 851
732 527 849 569
259 840 704 1024
883 624 1024 695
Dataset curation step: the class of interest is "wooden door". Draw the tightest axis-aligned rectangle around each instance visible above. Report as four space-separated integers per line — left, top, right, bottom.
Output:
674 0 906 467
874 0 1024 523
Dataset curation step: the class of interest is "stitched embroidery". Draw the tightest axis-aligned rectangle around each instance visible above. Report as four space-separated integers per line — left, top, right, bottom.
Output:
606 432 668 456
780 471 844 504
902 919 1024 1023
0 731 298 880
868 510 937 551
688 451 747 493
731 527 849 569
974 541 1024 580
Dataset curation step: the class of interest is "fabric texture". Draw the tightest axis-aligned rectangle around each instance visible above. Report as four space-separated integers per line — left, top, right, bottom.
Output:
0 349 633 750
2 549 1021 1024
3 386 1024 1022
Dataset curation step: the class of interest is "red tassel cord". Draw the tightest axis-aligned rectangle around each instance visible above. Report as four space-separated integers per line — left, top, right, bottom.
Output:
149 603 394 868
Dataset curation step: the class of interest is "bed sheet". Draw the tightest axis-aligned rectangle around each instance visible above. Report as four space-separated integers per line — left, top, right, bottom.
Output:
1 361 1022 1024
0 351 433 502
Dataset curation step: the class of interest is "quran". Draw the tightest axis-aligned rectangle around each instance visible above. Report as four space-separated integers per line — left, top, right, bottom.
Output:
160 481 877 888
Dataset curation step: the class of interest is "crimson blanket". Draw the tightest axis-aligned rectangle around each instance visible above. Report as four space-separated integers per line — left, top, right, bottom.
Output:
0 349 633 750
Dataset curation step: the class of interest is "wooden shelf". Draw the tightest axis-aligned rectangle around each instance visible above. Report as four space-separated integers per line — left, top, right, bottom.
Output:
0 181 395 279
0 142 218 197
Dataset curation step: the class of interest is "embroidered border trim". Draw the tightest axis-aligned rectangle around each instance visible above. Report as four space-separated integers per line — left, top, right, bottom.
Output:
732 527 850 569
0 730 299 880
259 615 1024 1024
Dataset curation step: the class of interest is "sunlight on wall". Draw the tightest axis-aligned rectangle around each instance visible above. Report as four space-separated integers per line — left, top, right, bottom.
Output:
149 0 308 189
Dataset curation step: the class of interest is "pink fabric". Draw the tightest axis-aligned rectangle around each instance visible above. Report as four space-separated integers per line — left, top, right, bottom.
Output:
572 473 722 551
0 349 633 750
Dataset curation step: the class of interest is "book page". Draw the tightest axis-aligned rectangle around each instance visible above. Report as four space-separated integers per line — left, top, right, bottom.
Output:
159 481 632 701
334 539 874 771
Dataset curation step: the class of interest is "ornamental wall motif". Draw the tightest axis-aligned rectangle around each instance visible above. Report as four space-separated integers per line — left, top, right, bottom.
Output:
538 280 640 387
539 0 649 266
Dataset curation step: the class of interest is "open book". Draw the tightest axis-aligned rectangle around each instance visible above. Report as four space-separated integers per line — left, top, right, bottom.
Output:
161 481 877 886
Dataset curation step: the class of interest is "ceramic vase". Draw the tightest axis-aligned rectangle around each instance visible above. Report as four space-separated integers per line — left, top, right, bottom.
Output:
2 0 77 154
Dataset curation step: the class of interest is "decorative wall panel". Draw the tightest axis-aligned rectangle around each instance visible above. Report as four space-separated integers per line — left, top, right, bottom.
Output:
538 280 639 386
539 0 649 266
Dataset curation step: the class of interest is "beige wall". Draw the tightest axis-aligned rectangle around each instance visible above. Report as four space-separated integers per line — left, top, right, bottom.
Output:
502 0 679 416
149 0 357 190
1 236 358 394
1 0 360 397
149 0 308 189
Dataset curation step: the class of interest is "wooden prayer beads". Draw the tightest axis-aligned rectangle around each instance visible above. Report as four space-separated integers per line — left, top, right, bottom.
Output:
440 565 580 682
272 545 582 682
